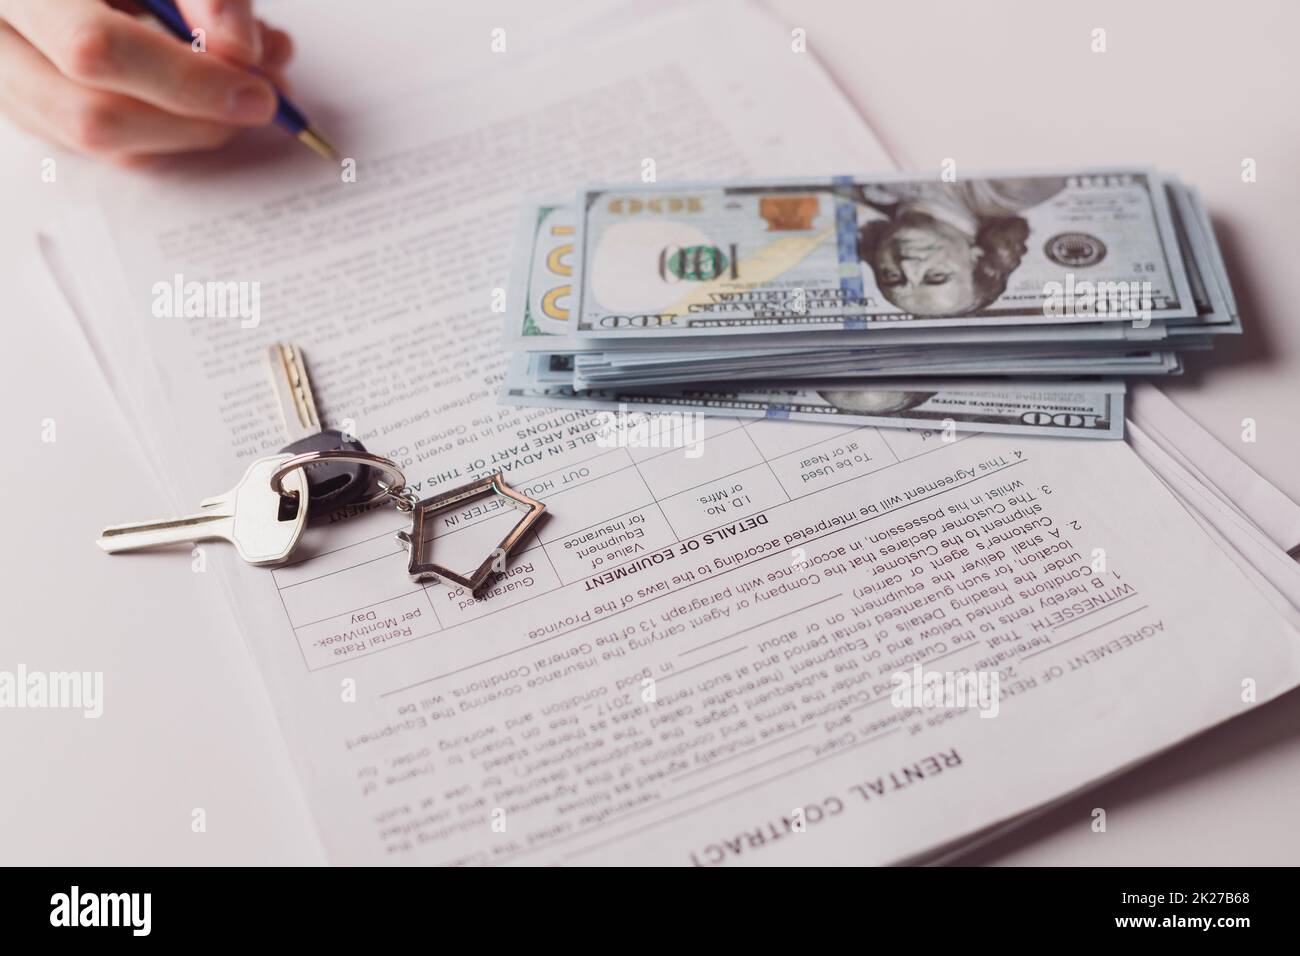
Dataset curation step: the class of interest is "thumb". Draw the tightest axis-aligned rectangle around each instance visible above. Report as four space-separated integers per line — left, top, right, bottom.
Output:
175 0 263 65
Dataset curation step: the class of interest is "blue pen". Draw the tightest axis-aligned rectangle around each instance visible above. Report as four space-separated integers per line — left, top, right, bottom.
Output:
137 0 336 158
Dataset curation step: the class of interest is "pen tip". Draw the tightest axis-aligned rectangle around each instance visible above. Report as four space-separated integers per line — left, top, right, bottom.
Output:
297 126 338 161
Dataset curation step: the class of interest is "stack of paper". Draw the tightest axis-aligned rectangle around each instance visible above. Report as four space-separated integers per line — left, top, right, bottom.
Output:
44 0 1300 865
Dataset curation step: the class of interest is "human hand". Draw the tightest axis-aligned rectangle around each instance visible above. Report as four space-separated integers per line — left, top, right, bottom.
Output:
0 0 292 163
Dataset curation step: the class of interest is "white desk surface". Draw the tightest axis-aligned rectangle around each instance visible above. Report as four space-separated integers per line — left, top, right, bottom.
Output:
2 0 1298 865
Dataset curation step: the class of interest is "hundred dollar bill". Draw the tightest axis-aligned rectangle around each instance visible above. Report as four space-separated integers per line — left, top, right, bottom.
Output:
571 169 1197 336
504 199 1186 352
510 198 577 342
1165 179 1237 332
501 356 1126 439
566 346 1180 388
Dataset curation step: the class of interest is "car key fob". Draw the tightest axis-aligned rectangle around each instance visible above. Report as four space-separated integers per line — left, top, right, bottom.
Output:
280 429 373 511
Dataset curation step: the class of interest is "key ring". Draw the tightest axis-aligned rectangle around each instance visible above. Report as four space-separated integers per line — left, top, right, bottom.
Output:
267 449 546 591
269 450 408 510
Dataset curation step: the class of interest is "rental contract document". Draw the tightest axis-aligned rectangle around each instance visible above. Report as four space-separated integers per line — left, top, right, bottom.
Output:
57 2 1300 865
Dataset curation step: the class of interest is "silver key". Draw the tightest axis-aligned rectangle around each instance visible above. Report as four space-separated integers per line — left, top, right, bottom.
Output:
96 455 309 566
267 342 370 509
268 342 320 443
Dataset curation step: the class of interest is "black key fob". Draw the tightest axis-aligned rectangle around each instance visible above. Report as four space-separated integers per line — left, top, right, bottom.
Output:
280 429 373 511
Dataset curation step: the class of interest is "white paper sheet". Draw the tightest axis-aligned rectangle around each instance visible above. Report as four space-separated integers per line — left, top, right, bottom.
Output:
1126 420 1300 626
51 1 1300 865
1129 384 1300 555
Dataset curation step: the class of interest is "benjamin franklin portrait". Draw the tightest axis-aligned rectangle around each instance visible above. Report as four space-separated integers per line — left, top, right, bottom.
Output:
853 177 1067 317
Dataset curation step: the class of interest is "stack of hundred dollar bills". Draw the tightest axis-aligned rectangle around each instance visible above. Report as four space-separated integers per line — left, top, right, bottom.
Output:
500 169 1238 439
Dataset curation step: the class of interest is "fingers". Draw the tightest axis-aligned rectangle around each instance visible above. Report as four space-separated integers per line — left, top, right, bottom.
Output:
259 20 292 71
175 0 259 65
0 24 236 160
0 0 278 125
0 0 298 161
